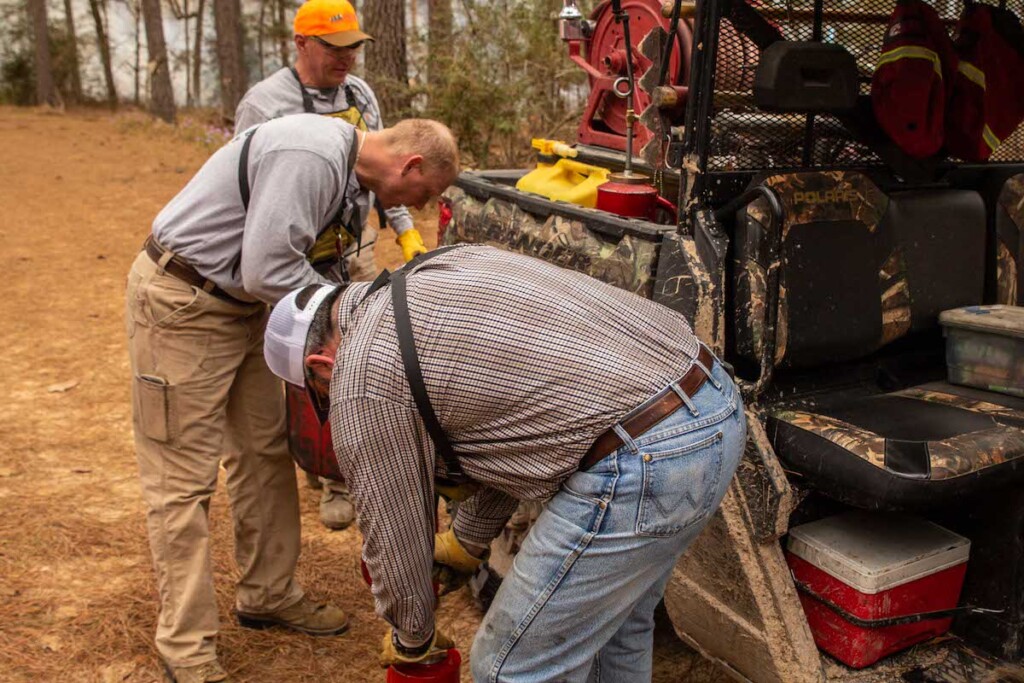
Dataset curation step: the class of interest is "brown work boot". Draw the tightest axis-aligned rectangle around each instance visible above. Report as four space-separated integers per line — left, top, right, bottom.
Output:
163 659 228 683
305 470 323 490
236 597 350 636
319 486 356 530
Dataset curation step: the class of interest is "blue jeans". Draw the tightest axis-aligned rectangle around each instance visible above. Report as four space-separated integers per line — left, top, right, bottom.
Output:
470 360 745 682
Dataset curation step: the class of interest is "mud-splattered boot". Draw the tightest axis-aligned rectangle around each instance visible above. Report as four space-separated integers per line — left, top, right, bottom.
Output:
163 659 228 683
236 597 350 636
319 484 356 530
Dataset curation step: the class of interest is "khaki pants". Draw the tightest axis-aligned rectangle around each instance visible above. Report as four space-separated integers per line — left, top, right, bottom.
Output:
126 251 303 667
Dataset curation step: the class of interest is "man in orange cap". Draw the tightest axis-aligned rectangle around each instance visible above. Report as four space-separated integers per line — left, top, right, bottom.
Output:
235 0 430 531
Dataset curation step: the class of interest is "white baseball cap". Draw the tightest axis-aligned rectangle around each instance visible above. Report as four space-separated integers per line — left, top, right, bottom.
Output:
265 284 339 387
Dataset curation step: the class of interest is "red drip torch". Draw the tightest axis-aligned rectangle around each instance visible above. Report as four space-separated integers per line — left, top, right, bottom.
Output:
360 498 462 683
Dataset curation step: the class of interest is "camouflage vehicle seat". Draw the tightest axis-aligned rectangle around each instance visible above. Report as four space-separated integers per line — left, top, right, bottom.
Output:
734 170 1024 509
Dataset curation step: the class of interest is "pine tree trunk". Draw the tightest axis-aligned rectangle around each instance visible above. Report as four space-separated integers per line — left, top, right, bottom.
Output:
363 0 410 120
276 0 288 68
63 0 83 102
183 0 193 106
142 0 177 122
427 0 451 90
28 0 61 107
88 0 117 106
193 0 205 105
133 0 141 104
257 0 268 79
214 0 248 119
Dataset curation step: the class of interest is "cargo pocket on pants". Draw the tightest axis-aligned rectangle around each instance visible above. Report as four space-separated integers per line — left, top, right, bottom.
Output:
135 374 177 444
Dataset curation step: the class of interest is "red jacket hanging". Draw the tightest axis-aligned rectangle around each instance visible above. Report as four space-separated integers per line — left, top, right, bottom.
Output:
871 0 958 159
946 3 1024 162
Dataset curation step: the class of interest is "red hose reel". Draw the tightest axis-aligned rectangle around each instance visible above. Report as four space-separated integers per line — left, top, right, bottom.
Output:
567 0 693 152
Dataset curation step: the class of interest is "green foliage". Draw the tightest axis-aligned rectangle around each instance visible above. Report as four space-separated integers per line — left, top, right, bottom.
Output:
0 52 33 105
0 0 31 105
411 0 590 168
0 0 84 106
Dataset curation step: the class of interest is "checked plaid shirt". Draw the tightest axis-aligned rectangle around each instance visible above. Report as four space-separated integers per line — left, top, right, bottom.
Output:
328 245 701 640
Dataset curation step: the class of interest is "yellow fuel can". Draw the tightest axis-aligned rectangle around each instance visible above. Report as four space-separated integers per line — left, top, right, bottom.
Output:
515 157 611 208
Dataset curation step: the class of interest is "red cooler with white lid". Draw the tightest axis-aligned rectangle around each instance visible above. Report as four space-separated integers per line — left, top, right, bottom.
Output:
785 511 970 669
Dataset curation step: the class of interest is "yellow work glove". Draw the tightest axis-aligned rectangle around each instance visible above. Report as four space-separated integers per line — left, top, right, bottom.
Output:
397 228 428 262
432 528 487 596
380 627 456 668
435 480 480 503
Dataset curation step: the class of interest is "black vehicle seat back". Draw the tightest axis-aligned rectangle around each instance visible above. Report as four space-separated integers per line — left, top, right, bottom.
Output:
996 174 1024 305
886 189 986 332
734 171 903 368
734 172 988 369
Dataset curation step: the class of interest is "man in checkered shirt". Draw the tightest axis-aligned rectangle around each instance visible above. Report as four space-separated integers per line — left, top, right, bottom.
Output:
265 245 745 681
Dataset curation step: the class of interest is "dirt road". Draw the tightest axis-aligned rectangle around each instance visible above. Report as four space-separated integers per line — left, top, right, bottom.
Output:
0 106 710 682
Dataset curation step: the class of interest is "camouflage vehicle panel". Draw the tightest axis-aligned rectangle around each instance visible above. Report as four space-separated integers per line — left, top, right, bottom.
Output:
443 181 728 351
443 186 659 298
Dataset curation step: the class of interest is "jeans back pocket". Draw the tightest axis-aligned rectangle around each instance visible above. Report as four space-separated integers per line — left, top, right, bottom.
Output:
636 431 723 537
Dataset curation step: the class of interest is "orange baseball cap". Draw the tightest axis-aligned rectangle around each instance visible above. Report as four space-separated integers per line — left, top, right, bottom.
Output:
293 0 374 47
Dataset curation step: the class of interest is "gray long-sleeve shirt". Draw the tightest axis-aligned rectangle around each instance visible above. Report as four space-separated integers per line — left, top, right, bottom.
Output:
152 114 361 304
329 245 703 642
233 67 413 236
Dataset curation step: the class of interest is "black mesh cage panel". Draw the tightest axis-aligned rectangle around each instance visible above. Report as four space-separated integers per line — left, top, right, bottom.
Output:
705 0 1024 172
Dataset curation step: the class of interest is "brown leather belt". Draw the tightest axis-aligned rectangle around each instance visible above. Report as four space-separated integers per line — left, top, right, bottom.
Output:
579 345 717 471
143 236 250 307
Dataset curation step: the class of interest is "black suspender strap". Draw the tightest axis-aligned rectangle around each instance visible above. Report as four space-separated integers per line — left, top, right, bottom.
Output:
343 84 369 129
238 127 257 211
330 131 363 244
291 67 317 114
374 198 388 238
386 245 468 482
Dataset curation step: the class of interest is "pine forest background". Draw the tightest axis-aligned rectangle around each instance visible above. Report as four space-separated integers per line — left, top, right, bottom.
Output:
3 0 593 166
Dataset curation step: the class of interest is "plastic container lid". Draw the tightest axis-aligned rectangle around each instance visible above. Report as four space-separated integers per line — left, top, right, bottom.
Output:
787 512 970 594
939 305 1024 340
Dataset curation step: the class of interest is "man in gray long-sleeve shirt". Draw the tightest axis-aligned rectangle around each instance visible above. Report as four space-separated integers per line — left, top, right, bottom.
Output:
126 114 458 683
233 0 429 530
264 245 746 682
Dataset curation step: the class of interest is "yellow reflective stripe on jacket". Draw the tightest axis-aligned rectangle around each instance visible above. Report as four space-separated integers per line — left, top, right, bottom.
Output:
957 61 987 90
983 125 1001 152
877 45 943 78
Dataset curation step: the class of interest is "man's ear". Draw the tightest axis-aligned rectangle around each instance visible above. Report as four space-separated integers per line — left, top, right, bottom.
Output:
304 353 335 384
400 155 424 177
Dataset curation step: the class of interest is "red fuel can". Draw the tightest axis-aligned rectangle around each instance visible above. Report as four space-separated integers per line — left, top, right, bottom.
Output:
386 650 462 683
786 511 970 669
595 172 676 221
